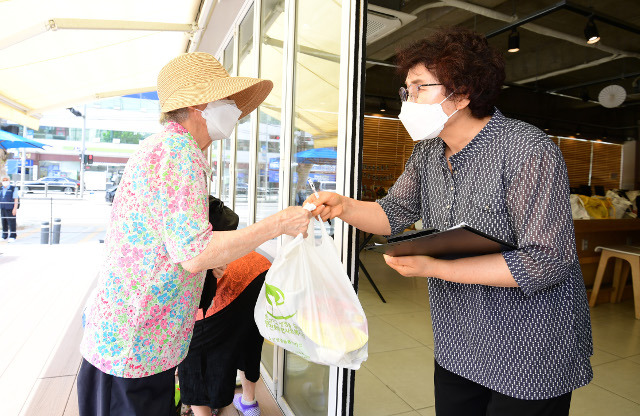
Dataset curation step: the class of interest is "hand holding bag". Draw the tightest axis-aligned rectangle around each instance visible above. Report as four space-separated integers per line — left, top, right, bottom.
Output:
254 218 368 369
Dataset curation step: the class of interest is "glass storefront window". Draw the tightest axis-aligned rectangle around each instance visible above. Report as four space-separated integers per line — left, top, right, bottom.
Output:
256 0 286 253
288 0 340 210
220 38 235 205
208 140 220 196
282 0 343 412
283 351 330 415
257 0 288 372
235 6 255 228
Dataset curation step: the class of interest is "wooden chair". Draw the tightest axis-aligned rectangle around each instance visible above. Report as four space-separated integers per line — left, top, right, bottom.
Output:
589 245 640 319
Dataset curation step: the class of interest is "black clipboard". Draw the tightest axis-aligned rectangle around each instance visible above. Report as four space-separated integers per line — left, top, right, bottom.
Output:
365 224 516 259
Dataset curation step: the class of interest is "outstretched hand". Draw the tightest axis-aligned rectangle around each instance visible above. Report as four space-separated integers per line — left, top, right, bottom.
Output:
212 265 227 279
278 206 313 237
303 191 345 223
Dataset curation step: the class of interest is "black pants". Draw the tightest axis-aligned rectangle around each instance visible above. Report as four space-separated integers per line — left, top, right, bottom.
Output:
77 358 176 416
1 208 16 239
434 361 572 416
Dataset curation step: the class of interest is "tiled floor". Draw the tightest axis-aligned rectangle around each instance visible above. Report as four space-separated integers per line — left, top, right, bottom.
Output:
354 250 640 416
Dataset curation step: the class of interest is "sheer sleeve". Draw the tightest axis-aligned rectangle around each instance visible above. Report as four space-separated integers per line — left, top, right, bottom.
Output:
377 148 423 236
502 140 577 295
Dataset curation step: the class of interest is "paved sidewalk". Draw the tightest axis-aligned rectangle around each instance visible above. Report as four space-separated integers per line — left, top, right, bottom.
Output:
0 243 104 416
10 193 110 245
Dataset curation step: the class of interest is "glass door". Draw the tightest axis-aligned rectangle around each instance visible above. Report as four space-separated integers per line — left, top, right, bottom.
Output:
281 0 343 411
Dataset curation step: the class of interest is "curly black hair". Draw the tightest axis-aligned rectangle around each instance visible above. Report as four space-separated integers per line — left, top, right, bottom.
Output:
395 27 505 118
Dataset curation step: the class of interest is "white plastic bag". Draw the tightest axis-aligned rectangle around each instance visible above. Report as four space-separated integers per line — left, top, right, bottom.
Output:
254 218 368 369
570 194 590 219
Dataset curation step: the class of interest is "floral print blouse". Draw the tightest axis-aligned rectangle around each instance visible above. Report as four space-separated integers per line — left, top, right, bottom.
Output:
80 122 213 378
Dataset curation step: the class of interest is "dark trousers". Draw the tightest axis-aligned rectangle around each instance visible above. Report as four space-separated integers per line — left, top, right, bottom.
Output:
434 360 572 416
1 208 16 239
77 358 176 416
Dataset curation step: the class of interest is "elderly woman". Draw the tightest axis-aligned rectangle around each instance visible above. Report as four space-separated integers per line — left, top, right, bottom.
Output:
78 52 311 416
308 28 592 416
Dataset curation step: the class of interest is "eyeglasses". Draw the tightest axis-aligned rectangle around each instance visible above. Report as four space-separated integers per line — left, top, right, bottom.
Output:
398 83 443 102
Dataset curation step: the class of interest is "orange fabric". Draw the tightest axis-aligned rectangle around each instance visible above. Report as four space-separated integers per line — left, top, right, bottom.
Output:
196 251 271 320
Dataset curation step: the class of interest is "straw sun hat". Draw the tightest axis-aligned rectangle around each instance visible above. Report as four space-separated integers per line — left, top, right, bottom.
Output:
157 52 273 119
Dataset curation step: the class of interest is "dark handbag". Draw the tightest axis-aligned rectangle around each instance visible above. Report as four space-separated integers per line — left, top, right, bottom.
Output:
198 196 239 311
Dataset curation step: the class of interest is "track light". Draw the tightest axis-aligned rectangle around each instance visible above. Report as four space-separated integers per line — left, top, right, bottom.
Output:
508 29 520 53
584 16 600 44
380 99 387 112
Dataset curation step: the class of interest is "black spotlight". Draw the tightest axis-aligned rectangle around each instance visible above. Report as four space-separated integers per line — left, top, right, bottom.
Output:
380 98 387 113
584 16 600 44
508 29 520 53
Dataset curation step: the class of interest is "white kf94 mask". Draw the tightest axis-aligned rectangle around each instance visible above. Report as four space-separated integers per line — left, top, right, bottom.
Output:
398 93 458 142
196 99 243 141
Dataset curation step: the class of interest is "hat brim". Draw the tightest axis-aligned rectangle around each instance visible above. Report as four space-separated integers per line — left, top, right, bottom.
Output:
161 77 273 119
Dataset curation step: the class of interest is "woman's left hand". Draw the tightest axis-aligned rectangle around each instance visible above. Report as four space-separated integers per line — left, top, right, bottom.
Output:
383 254 437 278
212 265 227 278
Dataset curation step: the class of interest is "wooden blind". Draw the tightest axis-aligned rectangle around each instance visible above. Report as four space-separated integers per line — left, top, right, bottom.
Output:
556 137 622 189
557 137 591 188
591 142 622 189
362 125 623 198
361 115 414 201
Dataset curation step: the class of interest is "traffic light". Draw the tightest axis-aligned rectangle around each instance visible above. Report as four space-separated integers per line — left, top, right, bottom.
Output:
83 154 94 165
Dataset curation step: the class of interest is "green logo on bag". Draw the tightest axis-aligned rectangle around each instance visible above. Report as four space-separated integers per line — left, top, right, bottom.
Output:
265 283 296 320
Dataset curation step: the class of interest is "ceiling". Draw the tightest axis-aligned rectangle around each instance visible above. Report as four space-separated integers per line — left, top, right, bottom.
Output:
0 0 217 130
364 0 640 142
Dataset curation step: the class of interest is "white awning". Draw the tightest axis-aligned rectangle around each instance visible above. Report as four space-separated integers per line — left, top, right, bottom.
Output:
0 0 217 130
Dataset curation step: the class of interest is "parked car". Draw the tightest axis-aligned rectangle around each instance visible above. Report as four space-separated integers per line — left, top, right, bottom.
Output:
105 184 118 203
23 177 79 194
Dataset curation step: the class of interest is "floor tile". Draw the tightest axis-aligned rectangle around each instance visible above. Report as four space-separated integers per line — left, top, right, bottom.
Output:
390 288 430 308
377 311 434 347
360 290 427 316
590 347 622 366
364 346 435 410
366 316 423 354
589 300 637 321
353 366 412 416
592 359 640 404
569 383 640 416
416 407 436 416
590 307 640 357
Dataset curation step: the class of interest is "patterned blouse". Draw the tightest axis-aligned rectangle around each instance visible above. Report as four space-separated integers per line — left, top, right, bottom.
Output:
81 122 214 378
378 109 593 400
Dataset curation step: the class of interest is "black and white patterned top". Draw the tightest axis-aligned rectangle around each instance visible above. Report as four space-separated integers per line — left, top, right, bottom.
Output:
377 109 593 400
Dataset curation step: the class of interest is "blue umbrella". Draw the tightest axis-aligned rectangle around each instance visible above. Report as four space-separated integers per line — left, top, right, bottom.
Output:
294 147 337 164
0 130 47 150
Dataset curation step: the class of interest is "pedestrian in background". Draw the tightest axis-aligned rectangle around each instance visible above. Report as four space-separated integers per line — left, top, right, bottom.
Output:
77 52 311 416
1 175 19 242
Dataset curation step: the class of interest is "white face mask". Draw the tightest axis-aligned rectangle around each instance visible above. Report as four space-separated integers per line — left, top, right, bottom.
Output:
2 181 9 187
196 99 242 141
398 93 458 141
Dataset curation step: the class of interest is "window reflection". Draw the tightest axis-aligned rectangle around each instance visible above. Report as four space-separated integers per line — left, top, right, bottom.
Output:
235 7 254 228
289 0 341 209
220 39 235 205
282 0 342 412
256 0 286 256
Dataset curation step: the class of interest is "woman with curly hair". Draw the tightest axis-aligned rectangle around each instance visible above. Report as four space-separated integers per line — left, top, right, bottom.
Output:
307 27 592 416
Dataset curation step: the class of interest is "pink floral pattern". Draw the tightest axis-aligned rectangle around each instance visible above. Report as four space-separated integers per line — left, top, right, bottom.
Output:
81 122 213 377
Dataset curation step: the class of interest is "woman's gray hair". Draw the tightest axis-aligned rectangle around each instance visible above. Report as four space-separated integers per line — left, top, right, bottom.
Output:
159 107 190 125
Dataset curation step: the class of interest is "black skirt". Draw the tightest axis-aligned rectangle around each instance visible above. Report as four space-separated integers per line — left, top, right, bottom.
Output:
177 273 265 409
